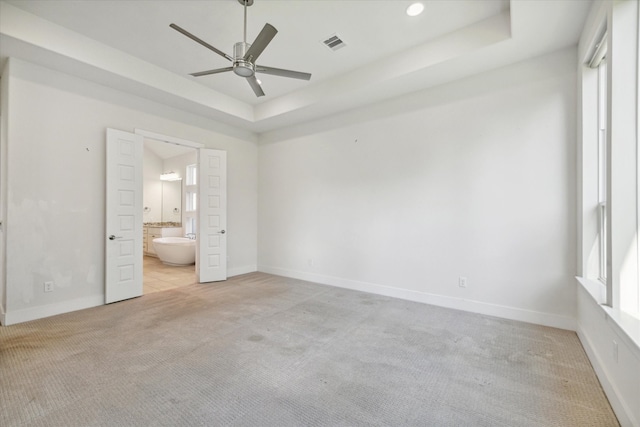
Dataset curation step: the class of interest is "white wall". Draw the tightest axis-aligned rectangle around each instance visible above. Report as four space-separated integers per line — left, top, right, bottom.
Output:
258 48 577 329
577 285 640 427
1 57 258 325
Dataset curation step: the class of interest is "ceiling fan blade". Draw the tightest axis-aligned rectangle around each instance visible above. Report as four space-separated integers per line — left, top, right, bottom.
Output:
190 67 234 77
244 23 277 62
170 23 233 62
256 65 312 81
247 76 265 97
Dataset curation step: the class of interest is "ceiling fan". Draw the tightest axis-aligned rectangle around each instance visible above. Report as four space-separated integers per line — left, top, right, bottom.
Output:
170 0 312 97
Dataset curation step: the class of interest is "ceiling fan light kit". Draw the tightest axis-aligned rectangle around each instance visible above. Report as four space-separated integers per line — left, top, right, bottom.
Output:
170 0 311 97
233 42 255 77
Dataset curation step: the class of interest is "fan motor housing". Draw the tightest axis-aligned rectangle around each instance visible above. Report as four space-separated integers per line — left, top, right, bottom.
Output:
233 42 255 77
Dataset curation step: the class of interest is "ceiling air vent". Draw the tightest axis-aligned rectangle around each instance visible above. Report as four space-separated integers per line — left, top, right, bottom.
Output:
321 34 346 51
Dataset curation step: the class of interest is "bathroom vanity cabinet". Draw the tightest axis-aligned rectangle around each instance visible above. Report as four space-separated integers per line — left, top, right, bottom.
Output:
143 226 183 256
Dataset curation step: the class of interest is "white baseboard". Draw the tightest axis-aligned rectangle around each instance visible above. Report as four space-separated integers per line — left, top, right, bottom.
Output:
577 326 636 427
2 295 104 326
258 266 576 331
228 265 257 278
1 266 258 326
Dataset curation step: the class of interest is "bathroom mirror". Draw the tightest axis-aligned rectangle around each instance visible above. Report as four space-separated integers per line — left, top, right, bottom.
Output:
161 179 182 224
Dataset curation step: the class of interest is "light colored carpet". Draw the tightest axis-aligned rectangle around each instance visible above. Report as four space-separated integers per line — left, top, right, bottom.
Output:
0 272 618 426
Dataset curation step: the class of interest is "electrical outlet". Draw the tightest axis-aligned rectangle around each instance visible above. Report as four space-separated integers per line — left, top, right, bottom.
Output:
612 340 618 363
459 277 467 288
44 281 54 293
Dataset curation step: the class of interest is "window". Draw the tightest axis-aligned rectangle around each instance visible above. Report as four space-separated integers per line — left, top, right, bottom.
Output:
597 60 608 283
186 164 197 186
580 2 640 317
184 217 196 236
598 202 607 282
184 164 197 235
186 191 197 212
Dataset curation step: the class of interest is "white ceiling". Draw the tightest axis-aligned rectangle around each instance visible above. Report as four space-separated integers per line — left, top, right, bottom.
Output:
0 0 592 135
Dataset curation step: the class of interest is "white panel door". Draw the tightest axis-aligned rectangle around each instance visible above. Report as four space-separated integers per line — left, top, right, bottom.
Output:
105 128 143 303
198 148 227 282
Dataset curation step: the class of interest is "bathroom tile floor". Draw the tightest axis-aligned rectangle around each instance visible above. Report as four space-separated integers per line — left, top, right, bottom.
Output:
143 255 197 294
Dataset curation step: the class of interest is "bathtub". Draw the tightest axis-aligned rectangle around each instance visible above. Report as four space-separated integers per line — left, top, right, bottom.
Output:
152 237 196 266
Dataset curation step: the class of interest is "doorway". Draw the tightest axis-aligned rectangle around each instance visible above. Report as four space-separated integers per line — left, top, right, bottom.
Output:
105 128 228 304
142 135 197 294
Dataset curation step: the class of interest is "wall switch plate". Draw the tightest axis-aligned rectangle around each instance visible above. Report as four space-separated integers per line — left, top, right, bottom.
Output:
459 277 467 288
44 281 54 292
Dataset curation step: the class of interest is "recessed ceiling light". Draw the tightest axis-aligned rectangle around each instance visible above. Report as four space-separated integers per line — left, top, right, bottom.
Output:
406 2 424 17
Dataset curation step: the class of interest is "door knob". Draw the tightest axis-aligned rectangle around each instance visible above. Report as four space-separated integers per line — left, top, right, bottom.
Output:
108 235 123 240
219 230 226 234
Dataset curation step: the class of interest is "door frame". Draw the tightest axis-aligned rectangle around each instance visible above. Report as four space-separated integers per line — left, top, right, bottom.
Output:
135 129 204 151
134 129 215 283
